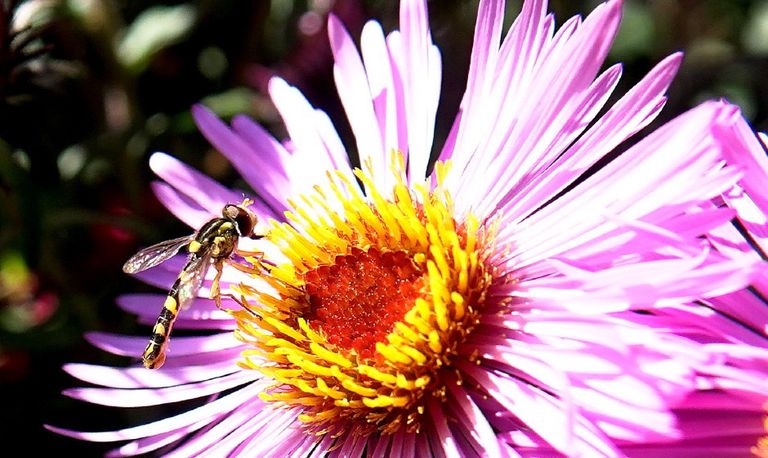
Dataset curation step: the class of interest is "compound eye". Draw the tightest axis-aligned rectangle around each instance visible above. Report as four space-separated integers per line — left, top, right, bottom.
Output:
222 205 239 219
233 207 258 237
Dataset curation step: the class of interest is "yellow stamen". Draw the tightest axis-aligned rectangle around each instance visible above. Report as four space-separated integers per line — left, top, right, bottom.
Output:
310 342 353 368
357 365 397 385
230 150 493 436
752 405 768 458
341 379 377 397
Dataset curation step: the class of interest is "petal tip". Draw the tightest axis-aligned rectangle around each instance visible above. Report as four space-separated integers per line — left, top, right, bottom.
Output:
148 151 175 175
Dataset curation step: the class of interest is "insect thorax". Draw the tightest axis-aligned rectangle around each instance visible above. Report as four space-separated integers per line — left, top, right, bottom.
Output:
195 217 240 259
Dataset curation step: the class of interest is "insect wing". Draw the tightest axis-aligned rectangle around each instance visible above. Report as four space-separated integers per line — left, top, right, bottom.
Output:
123 235 194 274
176 251 213 310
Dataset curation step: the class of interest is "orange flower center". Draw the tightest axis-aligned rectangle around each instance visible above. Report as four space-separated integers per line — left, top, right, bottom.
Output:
303 248 425 360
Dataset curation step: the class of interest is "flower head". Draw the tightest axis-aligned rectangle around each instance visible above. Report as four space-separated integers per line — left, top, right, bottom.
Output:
231 153 495 437
49 0 768 456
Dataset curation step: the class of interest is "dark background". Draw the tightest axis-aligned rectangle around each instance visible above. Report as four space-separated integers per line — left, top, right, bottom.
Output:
0 0 766 455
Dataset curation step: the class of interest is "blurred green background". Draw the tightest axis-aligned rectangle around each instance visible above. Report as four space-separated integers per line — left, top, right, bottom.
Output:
0 0 766 454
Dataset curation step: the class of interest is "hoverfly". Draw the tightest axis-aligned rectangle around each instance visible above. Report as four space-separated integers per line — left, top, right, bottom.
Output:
123 199 264 369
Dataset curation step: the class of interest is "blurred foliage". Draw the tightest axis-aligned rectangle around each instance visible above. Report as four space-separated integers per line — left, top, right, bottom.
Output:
0 0 765 454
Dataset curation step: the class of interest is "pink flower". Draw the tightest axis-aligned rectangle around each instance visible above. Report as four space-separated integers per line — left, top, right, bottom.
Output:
48 0 768 456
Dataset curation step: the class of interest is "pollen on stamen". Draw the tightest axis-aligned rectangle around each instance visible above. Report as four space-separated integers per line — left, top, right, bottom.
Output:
230 151 495 436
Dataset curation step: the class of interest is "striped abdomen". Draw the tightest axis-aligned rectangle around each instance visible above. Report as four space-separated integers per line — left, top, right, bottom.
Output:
142 278 182 369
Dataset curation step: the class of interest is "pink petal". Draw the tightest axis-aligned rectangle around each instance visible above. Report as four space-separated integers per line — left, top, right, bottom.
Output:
327 15 385 178
398 0 440 180
360 19 407 183
415 433 433 458
116 294 232 321
332 431 367 458
519 254 760 314
149 152 242 214
45 382 263 442
426 396 461 458
505 102 737 269
163 399 285 458
714 108 768 211
191 105 289 214
703 288 768 340
85 331 242 357
370 433 392 458
106 417 213 457
559 207 736 268
442 0 546 172
477 62 623 218
150 180 217 229
569 377 679 441
459 360 623 457
446 382 503 458
267 77 358 197
500 53 681 222
398 429 418 458
63 371 257 407
148 152 278 227
228 409 303 457
63 360 241 388
453 0 623 214
443 0 505 164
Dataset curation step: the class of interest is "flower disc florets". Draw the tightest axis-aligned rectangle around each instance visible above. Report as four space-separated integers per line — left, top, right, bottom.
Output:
232 153 495 436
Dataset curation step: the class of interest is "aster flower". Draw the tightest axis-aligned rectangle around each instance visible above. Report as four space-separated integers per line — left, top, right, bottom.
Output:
48 0 768 456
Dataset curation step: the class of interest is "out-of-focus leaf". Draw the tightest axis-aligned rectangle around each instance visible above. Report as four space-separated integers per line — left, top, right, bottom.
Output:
117 4 196 74
197 46 228 80
743 1 768 55
686 37 736 65
170 87 259 134
57 145 86 180
13 0 58 30
200 87 257 119
716 82 757 120
609 0 654 60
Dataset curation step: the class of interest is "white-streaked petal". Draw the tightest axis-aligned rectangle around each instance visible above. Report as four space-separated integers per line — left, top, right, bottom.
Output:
85 331 242 356
63 371 257 407
446 383 503 458
459 360 623 457
398 0 440 181
501 53 682 223
63 360 241 388
361 19 406 189
268 77 358 200
46 382 265 442
106 417 214 457
328 15 385 179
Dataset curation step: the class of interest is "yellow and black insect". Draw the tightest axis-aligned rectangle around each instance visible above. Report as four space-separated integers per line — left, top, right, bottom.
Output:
123 200 263 369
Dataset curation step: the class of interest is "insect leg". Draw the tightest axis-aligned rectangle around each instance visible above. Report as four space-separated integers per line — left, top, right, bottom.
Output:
236 247 264 256
218 291 248 309
227 255 267 275
210 258 226 310
219 292 263 320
